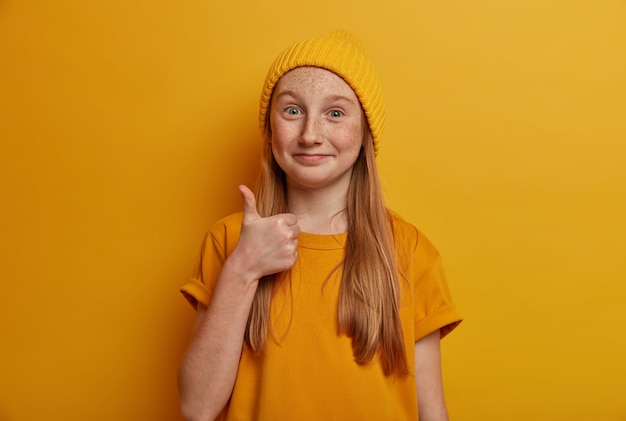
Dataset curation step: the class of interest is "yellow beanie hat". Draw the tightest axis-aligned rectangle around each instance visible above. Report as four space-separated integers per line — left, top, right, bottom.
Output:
259 30 385 155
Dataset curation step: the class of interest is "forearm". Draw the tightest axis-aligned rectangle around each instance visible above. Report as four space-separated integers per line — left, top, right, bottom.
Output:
415 330 449 421
178 258 260 421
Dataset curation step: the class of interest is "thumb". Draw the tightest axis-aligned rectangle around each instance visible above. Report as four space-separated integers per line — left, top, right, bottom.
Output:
239 185 261 222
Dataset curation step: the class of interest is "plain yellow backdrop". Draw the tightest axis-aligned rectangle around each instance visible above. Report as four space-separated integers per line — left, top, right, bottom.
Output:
1 1 625 420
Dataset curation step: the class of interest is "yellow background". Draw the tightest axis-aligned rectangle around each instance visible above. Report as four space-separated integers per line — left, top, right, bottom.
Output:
1 0 624 420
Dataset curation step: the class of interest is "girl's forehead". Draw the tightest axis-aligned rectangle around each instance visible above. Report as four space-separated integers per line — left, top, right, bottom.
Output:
275 67 356 97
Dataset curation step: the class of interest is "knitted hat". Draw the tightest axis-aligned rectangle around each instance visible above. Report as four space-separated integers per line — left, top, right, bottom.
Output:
258 30 385 155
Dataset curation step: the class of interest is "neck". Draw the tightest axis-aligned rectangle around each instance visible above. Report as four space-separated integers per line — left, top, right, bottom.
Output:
286 183 349 235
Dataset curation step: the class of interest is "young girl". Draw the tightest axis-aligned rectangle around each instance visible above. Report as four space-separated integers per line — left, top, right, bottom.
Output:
179 30 462 421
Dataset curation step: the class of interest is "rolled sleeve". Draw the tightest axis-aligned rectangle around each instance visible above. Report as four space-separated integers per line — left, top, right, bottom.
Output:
412 238 463 342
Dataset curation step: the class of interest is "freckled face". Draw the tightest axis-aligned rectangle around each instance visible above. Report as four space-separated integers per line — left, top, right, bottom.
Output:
269 67 365 192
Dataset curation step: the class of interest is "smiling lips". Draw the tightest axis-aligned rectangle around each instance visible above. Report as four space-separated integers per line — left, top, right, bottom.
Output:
293 153 331 163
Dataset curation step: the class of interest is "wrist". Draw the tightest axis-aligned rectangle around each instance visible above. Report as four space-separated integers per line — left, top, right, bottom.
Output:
223 252 261 286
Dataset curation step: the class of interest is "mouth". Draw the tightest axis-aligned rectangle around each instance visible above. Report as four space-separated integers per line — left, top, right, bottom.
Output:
293 153 330 163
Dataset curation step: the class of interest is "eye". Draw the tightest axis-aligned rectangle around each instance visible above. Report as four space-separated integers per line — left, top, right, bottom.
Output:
285 106 301 116
329 110 343 118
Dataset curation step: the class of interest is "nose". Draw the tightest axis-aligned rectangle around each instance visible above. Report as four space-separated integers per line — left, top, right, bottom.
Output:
300 115 322 145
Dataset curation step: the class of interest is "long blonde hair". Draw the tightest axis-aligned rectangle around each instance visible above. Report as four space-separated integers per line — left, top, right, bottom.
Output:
244 129 408 377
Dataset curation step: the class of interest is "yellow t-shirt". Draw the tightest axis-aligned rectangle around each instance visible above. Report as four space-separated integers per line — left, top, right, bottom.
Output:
181 212 462 421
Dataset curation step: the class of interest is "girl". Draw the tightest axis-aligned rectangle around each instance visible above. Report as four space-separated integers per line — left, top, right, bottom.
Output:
178 30 462 421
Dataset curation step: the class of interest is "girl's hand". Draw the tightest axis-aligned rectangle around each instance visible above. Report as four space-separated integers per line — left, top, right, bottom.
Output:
232 185 300 281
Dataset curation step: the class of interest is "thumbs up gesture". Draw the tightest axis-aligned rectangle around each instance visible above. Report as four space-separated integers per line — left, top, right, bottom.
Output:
233 185 300 280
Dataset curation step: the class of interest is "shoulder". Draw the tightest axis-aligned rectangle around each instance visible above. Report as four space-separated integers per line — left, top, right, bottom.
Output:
207 212 243 256
389 211 441 266
210 212 243 234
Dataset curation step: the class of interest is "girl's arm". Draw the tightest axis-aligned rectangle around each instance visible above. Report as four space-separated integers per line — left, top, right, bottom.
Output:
178 186 299 421
178 256 261 421
414 329 449 421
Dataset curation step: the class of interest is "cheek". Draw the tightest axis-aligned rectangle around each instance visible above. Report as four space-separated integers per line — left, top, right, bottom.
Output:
269 119 293 146
270 125 291 164
341 122 365 152
270 127 287 153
